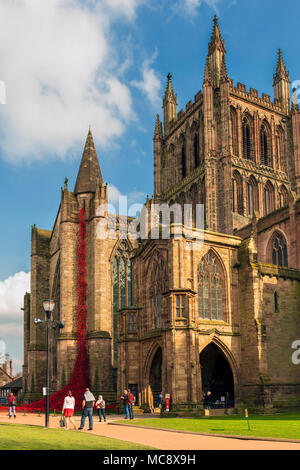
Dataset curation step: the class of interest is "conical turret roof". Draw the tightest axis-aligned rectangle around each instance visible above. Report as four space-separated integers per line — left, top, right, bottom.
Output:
74 127 103 195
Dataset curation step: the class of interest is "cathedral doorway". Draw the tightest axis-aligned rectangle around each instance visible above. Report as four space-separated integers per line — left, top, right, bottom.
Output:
200 342 234 407
149 347 162 407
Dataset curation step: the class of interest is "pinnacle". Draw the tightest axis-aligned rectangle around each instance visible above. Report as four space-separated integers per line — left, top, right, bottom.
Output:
154 114 163 139
208 14 225 53
220 54 228 82
274 48 289 83
165 72 174 95
74 127 103 195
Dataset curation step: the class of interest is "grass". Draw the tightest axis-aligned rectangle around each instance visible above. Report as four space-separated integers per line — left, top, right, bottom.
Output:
115 412 300 441
0 423 154 450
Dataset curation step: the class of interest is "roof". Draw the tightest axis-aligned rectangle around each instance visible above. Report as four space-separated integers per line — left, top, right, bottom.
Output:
1 376 23 390
0 367 12 381
74 128 103 195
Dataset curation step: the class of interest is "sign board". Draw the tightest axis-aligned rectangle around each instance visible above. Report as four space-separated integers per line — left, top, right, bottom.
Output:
43 387 47 396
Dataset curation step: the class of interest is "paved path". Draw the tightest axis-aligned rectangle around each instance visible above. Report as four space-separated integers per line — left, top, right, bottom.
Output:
1 412 300 450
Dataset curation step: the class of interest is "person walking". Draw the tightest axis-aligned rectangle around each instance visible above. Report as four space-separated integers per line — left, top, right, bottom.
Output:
127 389 135 420
120 389 129 419
78 388 95 431
8 392 16 419
62 390 76 430
95 395 106 422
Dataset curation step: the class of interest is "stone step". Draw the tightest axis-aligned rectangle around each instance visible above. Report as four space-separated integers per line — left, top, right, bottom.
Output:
132 406 145 414
204 408 236 416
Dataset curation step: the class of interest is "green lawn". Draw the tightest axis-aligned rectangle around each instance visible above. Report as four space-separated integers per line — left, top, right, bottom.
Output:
0 423 154 450
116 413 300 440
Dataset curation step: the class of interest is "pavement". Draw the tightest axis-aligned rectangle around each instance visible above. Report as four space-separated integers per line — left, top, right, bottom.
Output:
1 411 300 450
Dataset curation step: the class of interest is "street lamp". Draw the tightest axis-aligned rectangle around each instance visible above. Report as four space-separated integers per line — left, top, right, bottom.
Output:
34 299 64 428
43 299 56 429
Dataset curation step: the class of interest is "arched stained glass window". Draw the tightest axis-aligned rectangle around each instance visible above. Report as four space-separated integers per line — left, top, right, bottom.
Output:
271 233 288 267
198 251 224 321
112 242 132 366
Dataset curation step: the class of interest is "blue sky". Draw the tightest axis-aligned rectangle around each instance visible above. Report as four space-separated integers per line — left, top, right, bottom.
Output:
0 0 299 372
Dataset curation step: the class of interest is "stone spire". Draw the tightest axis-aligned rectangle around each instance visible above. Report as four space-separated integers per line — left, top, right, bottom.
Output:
163 73 177 133
206 15 226 89
273 49 290 114
273 49 289 84
74 127 103 195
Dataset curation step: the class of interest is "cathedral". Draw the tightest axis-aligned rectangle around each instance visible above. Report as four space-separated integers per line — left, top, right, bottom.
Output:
23 16 300 413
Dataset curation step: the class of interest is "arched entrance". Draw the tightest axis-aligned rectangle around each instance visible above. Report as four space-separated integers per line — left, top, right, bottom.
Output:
200 342 234 407
149 347 162 407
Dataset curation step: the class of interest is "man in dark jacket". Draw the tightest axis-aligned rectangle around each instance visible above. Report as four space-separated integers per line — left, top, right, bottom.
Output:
78 388 95 430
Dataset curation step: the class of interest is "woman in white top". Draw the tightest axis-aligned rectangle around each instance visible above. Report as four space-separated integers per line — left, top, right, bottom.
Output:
62 390 76 430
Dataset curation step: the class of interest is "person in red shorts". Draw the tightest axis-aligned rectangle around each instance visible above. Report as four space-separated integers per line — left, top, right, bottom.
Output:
62 390 76 430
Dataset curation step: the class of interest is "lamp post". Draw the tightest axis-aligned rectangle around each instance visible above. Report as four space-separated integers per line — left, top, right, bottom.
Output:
42 299 55 428
34 300 64 428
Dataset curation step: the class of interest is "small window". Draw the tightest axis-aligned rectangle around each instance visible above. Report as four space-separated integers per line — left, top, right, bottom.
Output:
128 312 136 331
176 295 186 317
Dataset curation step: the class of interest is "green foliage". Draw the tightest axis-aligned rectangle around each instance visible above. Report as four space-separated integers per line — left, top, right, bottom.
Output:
116 413 300 440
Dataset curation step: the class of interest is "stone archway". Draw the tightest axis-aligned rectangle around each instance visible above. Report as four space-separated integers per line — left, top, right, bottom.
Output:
149 347 162 408
200 342 234 407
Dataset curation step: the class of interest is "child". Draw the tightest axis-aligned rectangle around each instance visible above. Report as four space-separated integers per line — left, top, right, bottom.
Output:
95 395 106 422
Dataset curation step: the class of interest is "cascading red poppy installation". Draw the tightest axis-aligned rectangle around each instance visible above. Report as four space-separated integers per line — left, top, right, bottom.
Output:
27 207 89 411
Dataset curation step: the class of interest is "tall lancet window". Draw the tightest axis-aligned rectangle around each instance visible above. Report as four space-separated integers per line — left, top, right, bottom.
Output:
198 251 224 321
181 136 186 178
260 124 271 167
264 181 274 215
112 242 132 366
149 253 168 330
232 171 243 215
194 133 200 168
230 107 238 156
242 117 251 160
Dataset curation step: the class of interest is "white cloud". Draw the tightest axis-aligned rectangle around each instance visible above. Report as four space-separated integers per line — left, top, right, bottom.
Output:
0 271 30 373
0 0 145 163
174 0 222 16
0 272 30 322
131 52 162 108
108 183 147 213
